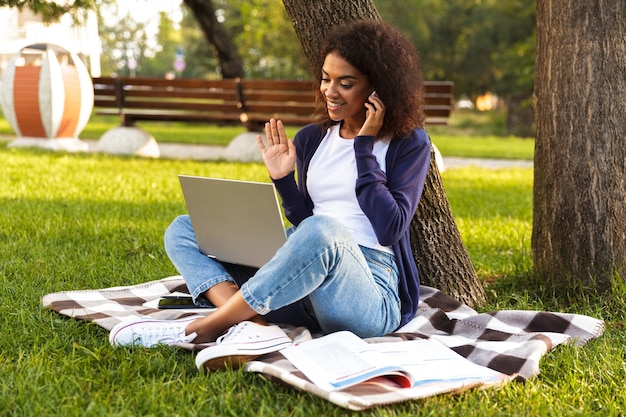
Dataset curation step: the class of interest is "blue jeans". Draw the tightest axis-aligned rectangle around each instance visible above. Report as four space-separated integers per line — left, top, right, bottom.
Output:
164 214 400 338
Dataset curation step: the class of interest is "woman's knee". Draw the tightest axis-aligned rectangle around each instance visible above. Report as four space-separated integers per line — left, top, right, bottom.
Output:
296 215 352 245
164 215 193 250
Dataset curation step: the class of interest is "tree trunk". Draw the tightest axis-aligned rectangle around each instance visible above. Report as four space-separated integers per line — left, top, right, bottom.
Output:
183 0 244 78
410 150 485 306
283 0 379 71
533 1 626 289
283 0 485 307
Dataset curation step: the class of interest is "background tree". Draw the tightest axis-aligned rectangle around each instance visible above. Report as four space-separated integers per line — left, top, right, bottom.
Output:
283 0 486 306
98 4 151 76
533 1 625 290
220 0 310 79
375 0 536 136
182 0 244 78
178 6 221 79
140 12 184 77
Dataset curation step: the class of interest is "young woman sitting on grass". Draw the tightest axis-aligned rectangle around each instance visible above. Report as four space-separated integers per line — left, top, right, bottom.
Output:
109 19 431 371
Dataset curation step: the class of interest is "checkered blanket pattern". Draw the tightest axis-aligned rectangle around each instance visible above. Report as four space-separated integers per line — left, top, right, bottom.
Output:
42 276 604 410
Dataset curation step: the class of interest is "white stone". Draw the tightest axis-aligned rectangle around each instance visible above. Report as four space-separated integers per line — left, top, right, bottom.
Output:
95 127 160 158
224 132 263 162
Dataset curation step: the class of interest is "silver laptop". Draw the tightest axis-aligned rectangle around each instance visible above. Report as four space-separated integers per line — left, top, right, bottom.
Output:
178 175 287 268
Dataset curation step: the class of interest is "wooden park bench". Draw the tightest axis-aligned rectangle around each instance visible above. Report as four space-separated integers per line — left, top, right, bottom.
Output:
92 76 454 131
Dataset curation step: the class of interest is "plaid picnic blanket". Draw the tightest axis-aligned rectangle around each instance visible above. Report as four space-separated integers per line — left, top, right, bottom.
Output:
42 275 604 410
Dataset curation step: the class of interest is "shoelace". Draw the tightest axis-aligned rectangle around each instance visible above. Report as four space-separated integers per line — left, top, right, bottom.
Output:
216 322 248 344
134 322 189 345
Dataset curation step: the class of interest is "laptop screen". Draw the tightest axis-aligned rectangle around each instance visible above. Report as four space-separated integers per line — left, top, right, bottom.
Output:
178 175 287 268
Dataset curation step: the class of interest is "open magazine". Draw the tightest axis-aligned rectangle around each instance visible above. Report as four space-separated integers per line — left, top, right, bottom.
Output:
280 331 509 392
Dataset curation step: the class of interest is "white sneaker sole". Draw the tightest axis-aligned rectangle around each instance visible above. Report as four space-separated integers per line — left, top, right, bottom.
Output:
195 336 292 371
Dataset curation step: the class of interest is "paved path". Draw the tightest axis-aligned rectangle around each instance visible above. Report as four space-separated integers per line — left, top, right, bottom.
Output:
154 142 533 170
441 156 533 170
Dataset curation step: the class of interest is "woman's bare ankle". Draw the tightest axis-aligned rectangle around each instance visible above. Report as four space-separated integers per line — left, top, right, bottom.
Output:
185 319 225 343
250 316 267 325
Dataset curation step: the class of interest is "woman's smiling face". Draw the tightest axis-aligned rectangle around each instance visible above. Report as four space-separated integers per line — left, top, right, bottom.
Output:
320 52 374 126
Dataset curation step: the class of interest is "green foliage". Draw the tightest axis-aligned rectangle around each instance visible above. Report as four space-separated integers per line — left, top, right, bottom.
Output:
490 6 536 96
0 0 97 22
0 147 623 416
143 11 185 78
3 0 536 96
97 2 152 76
178 6 222 79
89 0 311 79
220 0 311 79
376 0 536 98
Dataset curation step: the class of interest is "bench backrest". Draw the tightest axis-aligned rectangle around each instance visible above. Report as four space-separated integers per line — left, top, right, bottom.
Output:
237 79 317 128
92 77 454 128
93 77 241 113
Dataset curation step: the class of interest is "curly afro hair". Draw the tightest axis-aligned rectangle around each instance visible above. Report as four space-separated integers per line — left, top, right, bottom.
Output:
313 19 425 138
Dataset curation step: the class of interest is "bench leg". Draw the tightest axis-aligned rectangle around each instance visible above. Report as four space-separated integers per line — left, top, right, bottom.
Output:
121 114 135 127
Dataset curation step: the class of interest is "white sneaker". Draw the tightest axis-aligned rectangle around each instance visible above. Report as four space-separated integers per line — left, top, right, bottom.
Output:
109 315 203 347
195 321 292 371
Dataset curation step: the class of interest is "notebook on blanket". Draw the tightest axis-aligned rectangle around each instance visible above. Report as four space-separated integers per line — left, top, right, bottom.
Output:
179 175 287 268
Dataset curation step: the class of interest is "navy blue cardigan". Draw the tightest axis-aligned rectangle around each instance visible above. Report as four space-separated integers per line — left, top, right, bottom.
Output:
272 123 431 328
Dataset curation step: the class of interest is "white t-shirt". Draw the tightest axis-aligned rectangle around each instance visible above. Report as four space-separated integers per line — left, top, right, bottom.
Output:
306 125 392 253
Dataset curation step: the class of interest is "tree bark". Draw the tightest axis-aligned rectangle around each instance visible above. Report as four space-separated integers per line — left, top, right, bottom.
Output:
283 0 379 71
283 0 485 307
533 1 626 289
183 0 244 78
409 150 485 306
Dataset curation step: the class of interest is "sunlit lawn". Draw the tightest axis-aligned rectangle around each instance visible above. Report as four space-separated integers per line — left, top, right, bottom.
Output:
0 144 623 416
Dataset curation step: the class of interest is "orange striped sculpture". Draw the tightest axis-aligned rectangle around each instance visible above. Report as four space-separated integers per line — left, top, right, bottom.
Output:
0 43 93 152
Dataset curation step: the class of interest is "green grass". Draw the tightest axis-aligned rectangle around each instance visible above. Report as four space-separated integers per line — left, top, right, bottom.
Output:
443 167 533 278
1 145 623 416
432 135 534 160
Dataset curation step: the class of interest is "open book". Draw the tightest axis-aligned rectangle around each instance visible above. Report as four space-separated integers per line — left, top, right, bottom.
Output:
280 331 509 392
